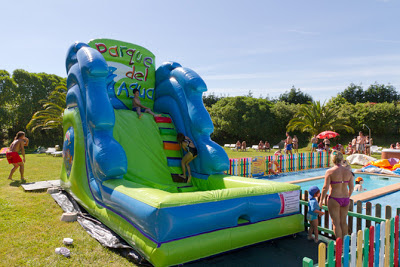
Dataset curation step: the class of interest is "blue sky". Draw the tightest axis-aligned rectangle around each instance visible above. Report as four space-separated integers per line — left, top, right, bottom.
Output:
2 0 400 101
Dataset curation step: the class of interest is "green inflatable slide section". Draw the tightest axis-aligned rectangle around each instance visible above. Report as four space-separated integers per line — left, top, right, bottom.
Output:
112 110 182 192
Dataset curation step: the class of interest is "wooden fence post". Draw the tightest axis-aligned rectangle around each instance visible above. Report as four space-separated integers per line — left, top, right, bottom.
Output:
376 204 382 226
336 238 342 267
357 201 363 232
391 217 395 267
375 224 380 267
363 227 369 267
304 190 309 232
386 205 392 220
385 219 390 267
379 221 385 267
319 242 326 267
344 235 350 267
366 202 372 229
302 257 313 267
369 226 374 267
351 232 357 267
395 216 399 267
357 230 363 267
324 195 330 238
327 240 335 267
349 199 354 235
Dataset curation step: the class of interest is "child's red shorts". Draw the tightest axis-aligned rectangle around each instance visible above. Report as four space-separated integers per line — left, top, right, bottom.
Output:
6 152 22 164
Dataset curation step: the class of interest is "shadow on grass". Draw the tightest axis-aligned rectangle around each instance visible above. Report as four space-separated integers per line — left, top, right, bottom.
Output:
9 179 25 187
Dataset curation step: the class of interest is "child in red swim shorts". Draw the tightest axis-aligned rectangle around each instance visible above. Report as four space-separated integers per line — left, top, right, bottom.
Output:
6 131 29 180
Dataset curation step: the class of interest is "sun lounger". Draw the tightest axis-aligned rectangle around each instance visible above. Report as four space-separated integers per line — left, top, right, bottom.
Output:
224 144 230 148
251 145 259 150
273 145 279 149
45 147 57 155
370 145 382 154
52 151 63 157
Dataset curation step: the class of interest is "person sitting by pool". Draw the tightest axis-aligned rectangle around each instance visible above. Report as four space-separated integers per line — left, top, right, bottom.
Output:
396 142 400 149
323 138 330 151
177 133 198 183
390 143 396 149
268 160 281 175
258 140 265 152
320 151 354 239
345 143 352 155
264 141 271 152
354 177 367 191
307 186 325 243
236 140 241 151
317 142 324 150
274 149 282 156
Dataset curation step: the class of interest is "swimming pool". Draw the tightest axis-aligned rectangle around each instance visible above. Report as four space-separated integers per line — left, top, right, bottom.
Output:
261 168 400 193
295 173 400 193
263 168 327 183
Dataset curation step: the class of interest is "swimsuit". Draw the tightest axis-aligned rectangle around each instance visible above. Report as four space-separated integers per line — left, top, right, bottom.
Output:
312 143 318 148
184 139 198 157
329 196 350 207
307 198 319 221
329 180 350 207
6 151 22 164
286 144 292 151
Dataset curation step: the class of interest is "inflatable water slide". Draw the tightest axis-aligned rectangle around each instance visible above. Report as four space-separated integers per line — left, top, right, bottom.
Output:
60 39 303 266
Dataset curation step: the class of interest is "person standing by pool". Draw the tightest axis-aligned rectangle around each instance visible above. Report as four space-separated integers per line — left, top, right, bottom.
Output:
307 186 325 243
357 131 366 154
293 135 299 154
6 131 29 181
285 132 293 155
311 135 318 152
319 151 354 239
236 140 241 151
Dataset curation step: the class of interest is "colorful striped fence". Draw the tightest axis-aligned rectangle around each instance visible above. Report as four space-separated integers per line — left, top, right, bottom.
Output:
301 190 400 267
227 152 330 177
303 218 399 267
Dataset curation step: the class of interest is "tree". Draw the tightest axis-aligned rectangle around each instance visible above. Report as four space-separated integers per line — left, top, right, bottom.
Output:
209 96 274 144
364 83 399 103
339 82 399 104
287 101 354 136
339 83 364 104
278 86 313 104
202 93 222 108
0 69 66 146
27 85 66 132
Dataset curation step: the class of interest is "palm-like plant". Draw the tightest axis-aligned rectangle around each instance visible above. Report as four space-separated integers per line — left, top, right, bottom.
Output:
287 101 354 135
26 85 66 132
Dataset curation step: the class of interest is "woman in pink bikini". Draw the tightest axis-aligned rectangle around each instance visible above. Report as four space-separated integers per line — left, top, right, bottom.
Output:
320 151 354 239
6 131 29 181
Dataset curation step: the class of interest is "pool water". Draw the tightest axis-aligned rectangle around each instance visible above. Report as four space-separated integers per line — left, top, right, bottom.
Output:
296 173 400 194
260 168 400 194
263 168 328 183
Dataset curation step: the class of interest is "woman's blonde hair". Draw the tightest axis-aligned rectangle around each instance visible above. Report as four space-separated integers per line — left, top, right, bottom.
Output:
332 151 344 165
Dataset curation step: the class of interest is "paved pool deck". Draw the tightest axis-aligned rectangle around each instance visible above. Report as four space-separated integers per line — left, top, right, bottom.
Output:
187 231 324 266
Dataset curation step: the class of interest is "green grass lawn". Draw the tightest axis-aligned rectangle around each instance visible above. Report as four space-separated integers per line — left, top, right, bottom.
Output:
0 154 133 266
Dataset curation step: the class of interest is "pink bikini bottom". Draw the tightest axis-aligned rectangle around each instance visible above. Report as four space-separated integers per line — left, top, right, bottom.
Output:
329 196 350 207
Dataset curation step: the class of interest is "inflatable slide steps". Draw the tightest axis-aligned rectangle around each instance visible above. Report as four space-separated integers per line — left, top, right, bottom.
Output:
154 115 186 183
